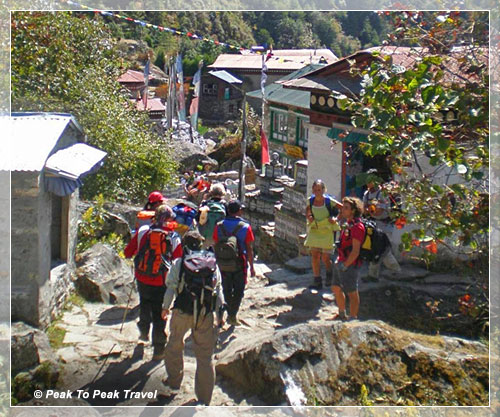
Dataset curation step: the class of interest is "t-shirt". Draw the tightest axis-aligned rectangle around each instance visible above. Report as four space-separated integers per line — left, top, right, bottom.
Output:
338 218 365 265
212 216 254 255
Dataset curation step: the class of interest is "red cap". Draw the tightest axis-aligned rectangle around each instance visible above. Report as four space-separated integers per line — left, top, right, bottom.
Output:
148 191 164 204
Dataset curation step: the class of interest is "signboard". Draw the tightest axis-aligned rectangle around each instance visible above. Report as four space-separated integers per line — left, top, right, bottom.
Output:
283 143 305 159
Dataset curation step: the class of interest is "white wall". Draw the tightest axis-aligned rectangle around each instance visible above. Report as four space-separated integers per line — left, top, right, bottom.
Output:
306 123 343 200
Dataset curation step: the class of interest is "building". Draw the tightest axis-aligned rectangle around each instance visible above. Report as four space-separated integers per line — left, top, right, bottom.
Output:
117 69 152 100
198 70 244 123
247 64 324 177
205 49 337 122
4 113 106 328
134 97 166 120
281 45 488 200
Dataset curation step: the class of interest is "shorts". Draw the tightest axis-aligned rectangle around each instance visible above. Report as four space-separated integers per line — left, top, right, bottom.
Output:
332 263 360 293
309 247 334 255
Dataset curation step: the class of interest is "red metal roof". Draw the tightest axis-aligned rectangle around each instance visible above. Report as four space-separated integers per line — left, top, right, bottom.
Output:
134 98 165 112
118 69 153 84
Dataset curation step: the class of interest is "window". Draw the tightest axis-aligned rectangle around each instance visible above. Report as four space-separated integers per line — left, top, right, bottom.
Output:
271 110 288 142
203 83 217 95
297 117 309 148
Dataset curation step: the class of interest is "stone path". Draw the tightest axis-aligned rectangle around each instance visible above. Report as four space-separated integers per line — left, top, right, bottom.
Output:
38 257 474 407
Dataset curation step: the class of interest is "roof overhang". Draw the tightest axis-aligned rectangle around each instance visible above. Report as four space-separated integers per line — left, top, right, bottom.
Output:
43 143 107 196
208 70 243 84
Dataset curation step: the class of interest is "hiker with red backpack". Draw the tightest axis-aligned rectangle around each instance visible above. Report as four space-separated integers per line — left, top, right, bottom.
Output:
304 179 342 290
331 196 365 321
124 204 182 360
212 199 255 326
161 231 224 406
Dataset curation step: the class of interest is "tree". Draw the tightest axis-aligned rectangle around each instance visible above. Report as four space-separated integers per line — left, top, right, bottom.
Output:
11 11 177 203
342 11 489 263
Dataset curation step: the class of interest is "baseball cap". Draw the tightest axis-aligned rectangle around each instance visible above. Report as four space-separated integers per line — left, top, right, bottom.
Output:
148 191 164 204
227 199 245 215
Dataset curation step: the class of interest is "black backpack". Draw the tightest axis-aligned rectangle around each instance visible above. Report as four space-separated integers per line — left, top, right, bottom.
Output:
309 194 339 218
213 221 245 272
174 250 218 321
357 219 390 262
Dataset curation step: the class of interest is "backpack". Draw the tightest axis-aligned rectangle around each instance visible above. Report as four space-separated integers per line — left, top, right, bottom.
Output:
309 194 339 218
172 203 198 227
199 200 226 240
174 250 218 322
357 219 390 262
213 221 246 273
134 229 172 284
135 210 155 230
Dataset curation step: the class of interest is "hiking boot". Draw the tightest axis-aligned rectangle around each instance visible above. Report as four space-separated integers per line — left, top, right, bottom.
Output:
308 277 323 290
227 315 241 326
331 311 348 321
152 345 165 361
138 330 149 342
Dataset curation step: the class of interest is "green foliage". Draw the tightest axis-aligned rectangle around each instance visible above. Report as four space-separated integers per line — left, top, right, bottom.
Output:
77 195 126 256
11 11 177 203
346 11 488 259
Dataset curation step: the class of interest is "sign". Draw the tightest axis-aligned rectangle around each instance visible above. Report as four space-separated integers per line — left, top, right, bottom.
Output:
283 143 305 159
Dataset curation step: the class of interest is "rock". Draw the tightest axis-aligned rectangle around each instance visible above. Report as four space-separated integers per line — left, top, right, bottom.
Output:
216 320 488 406
168 119 208 150
265 268 314 287
11 396 96 410
79 201 133 238
284 256 312 274
75 243 136 305
11 322 54 374
12 360 60 403
421 273 474 285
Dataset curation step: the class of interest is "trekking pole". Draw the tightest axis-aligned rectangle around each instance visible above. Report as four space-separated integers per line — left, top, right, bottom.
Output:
90 343 117 385
120 264 136 333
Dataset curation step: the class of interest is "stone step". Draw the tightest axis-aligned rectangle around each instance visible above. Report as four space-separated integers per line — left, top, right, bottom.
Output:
265 268 314 286
284 256 312 274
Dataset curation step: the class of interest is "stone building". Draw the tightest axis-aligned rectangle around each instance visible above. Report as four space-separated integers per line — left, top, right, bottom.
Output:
7 113 106 328
198 70 244 124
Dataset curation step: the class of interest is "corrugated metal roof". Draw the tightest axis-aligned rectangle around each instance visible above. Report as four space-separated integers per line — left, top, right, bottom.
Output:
3 113 83 172
246 64 323 108
44 143 107 181
208 70 242 84
209 49 337 71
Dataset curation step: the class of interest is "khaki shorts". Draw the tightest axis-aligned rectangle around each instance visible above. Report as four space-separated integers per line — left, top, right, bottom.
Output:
309 247 333 255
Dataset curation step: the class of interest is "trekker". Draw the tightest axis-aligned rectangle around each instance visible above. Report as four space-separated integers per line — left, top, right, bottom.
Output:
161 231 224 406
213 199 255 326
135 191 166 230
186 174 211 205
304 179 341 290
331 197 365 320
198 183 227 250
124 204 182 360
362 169 401 281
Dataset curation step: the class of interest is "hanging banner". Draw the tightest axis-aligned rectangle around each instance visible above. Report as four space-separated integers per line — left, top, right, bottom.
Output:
142 59 150 108
190 64 202 129
176 54 186 122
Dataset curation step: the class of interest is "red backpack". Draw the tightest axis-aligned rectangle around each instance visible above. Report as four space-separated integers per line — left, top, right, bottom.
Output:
134 229 172 285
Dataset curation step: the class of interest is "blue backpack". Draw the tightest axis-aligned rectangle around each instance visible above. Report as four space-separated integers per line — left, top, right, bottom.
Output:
309 194 339 219
172 203 198 227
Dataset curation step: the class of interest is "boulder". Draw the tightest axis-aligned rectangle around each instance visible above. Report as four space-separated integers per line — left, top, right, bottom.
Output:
216 320 488 406
75 243 136 305
78 201 132 239
11 322 55 374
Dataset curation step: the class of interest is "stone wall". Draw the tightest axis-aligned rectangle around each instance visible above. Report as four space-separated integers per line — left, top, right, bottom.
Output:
11 171 42 327
11 172 79 328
